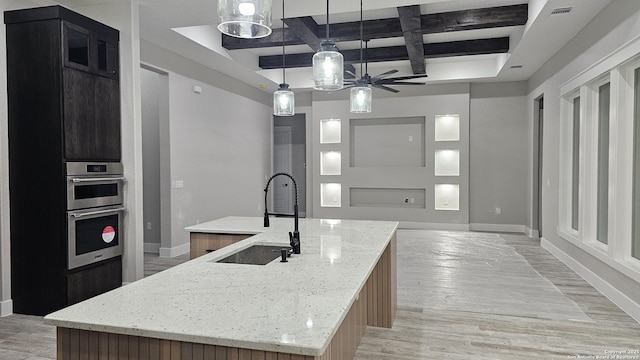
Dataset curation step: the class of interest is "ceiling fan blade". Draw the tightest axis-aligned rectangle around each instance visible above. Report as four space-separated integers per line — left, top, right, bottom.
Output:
345 70 358 79
379 81 426 85
385 74 429 81
373 84 400 93
370 69 398 82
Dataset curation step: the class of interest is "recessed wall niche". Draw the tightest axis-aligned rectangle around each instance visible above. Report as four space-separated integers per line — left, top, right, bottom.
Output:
434 150 460 176
434 114 460 141
320 119 341 144
320 151 341 175
350 187 426 209
350 116 425 167
321 183 341 207
434 184 459 211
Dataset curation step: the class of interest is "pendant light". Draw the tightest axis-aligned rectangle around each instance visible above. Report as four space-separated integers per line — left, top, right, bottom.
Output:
217 0 272 39
273 0 294 116
350 0 371 113
312 0 343 91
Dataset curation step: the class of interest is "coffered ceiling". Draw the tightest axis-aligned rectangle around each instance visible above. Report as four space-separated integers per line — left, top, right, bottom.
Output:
58 0 613 94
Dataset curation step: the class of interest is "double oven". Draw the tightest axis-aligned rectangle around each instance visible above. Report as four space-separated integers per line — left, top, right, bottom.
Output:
66 162 125 269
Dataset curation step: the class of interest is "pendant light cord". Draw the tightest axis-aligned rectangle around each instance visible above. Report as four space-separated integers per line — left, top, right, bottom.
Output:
282 0 286 84
325 0 330 40
359 0 363 78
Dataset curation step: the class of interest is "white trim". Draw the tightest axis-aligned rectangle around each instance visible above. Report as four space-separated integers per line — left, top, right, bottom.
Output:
469 223 525 233
159 242 190 258
398 221 469 231
144 242 161 254
0 299 13 317
541 238 640 323
525 227 540 238
561 34 640 95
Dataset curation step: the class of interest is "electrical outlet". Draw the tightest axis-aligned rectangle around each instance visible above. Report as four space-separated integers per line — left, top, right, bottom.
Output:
495 207 501 214
408 135 413 142
443 199 449 205
410 198 415 204
146 222 152 230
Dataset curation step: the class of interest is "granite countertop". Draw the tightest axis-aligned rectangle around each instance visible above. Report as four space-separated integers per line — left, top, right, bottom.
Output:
44 216 398 356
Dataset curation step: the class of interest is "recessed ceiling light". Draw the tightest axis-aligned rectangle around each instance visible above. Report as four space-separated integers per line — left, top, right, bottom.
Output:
510 65 523 69
550 7 573 16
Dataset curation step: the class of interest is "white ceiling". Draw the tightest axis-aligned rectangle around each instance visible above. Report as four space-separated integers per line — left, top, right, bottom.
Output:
59 0 613 94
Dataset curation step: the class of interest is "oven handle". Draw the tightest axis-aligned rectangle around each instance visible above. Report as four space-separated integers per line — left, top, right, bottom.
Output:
71 177 127 183
70 207 126 218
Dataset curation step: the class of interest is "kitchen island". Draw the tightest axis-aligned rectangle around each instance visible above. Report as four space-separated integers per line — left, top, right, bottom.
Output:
44 216 398 360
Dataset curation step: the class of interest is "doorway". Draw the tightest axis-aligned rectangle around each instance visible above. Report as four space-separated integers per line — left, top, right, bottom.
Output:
140 65 171 255
533 96 544 238
273 114 306 216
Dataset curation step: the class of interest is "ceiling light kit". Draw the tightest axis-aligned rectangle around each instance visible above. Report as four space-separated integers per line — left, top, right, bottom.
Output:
273 0 294 116
312 0 344 91
217 0 273 39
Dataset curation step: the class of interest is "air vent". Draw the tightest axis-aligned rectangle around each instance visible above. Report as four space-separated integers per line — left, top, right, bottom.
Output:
550 7 573 16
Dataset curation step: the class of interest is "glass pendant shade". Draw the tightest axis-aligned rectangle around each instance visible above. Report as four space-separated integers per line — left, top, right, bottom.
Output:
350 83 372 113
217 0 272 38
274 84 295 116
313 41 344 91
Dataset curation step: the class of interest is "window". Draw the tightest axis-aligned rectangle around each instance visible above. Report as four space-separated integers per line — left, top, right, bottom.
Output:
597 83 610 244
633 69 640 259
572 97 580 231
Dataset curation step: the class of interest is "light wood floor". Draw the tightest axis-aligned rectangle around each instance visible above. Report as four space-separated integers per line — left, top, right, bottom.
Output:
1 230 639 360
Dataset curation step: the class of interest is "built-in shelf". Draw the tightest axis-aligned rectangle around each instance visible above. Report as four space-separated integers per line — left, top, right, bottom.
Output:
434 149 460 176
320 119 342 144
321 183 342 207
320 151 341 175
435 114 460 142
434 184 459 211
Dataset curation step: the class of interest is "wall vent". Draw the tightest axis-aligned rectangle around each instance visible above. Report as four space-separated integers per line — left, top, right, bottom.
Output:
550 7 573 16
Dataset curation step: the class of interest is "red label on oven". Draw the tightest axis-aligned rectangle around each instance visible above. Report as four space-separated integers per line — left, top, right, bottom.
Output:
102 226 116 243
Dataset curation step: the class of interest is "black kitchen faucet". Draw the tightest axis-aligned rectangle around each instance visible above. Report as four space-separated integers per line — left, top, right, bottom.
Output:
263 172 301 254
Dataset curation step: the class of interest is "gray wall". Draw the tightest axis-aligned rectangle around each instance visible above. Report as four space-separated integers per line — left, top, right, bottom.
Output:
469 82 529 227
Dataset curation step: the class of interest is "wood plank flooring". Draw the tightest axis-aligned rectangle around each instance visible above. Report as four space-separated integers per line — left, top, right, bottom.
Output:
1 230 639 360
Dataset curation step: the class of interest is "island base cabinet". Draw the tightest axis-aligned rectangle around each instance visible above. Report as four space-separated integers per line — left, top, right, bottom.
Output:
189 233 253 259
54 232 397 360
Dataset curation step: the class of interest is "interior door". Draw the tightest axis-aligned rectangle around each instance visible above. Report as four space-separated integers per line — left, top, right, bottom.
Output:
273 126 293 214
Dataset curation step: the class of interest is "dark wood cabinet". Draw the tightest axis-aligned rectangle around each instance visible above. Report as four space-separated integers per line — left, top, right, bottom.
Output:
5 5 122 315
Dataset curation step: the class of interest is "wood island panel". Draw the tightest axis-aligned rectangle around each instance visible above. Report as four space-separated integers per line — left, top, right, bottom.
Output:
189 233 253 259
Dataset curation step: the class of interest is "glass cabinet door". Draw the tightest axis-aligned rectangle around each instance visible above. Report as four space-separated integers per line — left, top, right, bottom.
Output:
63 22 91 72
94 35 118 78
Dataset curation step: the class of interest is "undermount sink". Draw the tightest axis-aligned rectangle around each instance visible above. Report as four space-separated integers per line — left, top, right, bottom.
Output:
215 244 287 265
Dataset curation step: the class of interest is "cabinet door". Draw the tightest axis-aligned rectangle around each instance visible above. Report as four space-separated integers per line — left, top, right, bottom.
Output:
94 77 121 160
93 34 118 79
62 21 91 73
63 68 95 160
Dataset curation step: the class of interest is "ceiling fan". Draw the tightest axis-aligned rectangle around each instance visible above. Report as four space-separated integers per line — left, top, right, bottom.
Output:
343 1 428 93
344 41 428 93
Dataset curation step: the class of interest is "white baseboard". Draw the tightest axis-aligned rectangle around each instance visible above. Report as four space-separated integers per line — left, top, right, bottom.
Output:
144 242 161 254
399 221 470 231
469 223 526 233
541 238 640 323
525 227 540 238
1 299 13 317
159 242 190 258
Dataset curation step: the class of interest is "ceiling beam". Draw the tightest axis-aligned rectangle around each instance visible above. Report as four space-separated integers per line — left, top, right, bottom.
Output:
397 5 425 75
223 4 527 50
259 37 509 69
283 16 322 50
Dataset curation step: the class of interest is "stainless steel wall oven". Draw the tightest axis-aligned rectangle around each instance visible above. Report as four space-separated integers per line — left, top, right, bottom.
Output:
66 162 125 269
